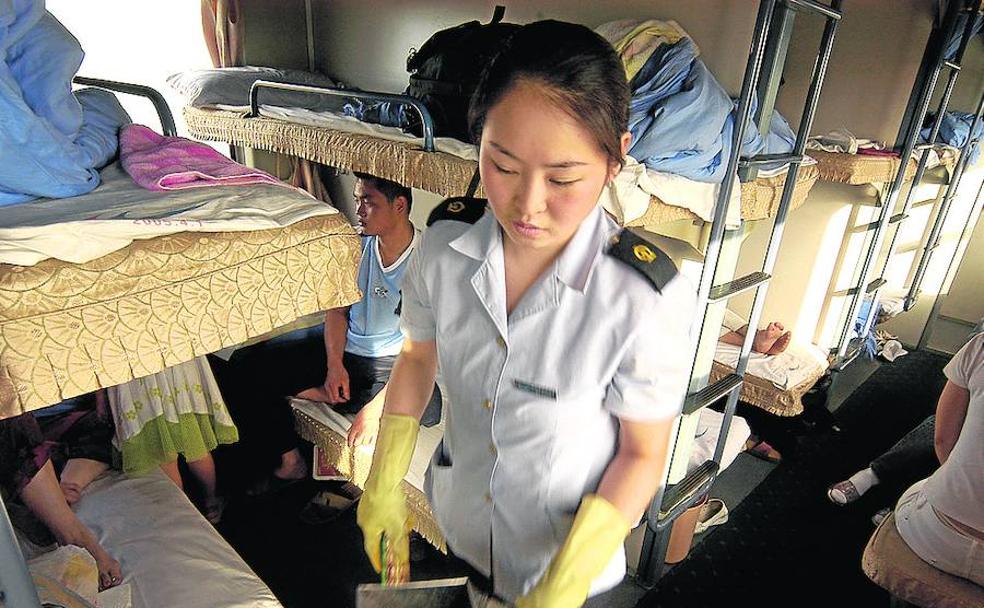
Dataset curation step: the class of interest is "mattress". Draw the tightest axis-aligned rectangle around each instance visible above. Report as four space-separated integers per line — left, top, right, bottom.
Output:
292 398 446 550
184 106 818 225
811 149 957 185
0 212 362 419
625 163 819 229
73 469 283 608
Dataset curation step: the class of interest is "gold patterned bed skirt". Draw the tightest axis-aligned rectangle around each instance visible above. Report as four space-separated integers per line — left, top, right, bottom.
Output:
709 360 825 417
184 107 818 226
293 408 447 551
0 214 362 419
811 150 920 185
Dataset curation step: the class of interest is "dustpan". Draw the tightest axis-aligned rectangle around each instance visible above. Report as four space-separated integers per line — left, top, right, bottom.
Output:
356 577 509 608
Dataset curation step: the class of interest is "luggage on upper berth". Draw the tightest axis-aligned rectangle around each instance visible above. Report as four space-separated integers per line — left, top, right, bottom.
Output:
404 5 519 141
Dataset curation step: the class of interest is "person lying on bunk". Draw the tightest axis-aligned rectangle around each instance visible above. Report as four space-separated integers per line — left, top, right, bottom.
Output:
890 331 984 586
356 21 694 606
217 173 441 495
0 393 122 589
719 320 791 355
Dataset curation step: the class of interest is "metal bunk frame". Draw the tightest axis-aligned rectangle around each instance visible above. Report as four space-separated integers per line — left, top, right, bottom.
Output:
0 77 183 608
830 0 981 373
636 0 842 585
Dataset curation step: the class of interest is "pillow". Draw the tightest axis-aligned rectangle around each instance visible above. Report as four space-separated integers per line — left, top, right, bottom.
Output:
167 66 338 110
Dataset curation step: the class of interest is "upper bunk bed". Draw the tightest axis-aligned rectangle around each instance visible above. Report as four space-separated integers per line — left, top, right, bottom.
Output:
177 13 820 234
0 79 362 420
183 104 819 230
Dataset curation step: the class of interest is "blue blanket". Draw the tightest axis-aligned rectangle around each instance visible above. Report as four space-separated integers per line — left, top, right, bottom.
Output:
921 110 984 165
0 0 129 206
627 37 795 183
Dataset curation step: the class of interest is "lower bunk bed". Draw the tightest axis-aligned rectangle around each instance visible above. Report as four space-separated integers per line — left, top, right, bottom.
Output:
17 469 284 608
0 162 362 418
0 158 363 606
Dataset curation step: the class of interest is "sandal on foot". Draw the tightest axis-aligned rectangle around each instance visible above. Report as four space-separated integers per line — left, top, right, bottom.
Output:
694 498 729 534
827 480 861 506
744 439 782 464
204 498 226 524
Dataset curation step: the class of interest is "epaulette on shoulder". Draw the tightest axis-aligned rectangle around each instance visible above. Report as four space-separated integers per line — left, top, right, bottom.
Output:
606 229 678 293
426 197 487 227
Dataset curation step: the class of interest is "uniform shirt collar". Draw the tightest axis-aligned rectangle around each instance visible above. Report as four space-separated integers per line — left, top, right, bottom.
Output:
449 205 612 294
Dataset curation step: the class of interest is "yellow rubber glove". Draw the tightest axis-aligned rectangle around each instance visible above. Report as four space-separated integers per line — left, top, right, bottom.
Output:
516 494 631 608
356 413 420 579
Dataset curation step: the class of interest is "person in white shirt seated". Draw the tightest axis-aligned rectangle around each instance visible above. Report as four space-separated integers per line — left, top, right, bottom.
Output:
893 332 984 586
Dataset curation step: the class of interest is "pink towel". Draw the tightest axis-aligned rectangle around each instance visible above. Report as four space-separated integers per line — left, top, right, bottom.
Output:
119 124 285 191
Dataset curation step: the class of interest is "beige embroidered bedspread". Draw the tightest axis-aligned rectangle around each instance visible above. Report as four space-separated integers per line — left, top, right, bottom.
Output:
0 214 362 419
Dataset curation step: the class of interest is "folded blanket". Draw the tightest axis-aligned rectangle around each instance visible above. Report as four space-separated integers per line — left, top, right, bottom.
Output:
119 124 284 190
598 21 795 184
0 1 130 206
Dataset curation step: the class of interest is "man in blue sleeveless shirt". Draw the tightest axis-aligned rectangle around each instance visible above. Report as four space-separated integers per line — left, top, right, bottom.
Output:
216 174 440 492
298 173 442 443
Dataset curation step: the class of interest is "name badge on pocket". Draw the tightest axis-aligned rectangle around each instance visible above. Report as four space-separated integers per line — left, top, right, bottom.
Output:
512 379 557 400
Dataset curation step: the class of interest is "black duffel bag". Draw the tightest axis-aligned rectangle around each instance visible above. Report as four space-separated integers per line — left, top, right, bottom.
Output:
405 5 519 142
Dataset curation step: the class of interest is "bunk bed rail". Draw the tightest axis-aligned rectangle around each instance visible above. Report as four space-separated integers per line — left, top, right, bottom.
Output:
247 80 438 152
73 75 177 137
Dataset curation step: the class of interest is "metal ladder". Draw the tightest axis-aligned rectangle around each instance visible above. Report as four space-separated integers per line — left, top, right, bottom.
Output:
832 0 982 364
637 0 842 585
905 90 984 313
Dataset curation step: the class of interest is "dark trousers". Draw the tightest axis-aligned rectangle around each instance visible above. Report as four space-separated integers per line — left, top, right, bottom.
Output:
870 414 938 487
211 325 441 474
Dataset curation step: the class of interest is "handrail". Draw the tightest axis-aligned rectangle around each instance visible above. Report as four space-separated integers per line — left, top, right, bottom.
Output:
73 76 177 136
247 80 437 152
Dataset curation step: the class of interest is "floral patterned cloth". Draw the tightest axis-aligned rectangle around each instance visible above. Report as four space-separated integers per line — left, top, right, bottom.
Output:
108 356 237 473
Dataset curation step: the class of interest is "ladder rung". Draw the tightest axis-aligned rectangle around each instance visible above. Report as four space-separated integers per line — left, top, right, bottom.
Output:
913 143 935 151
708 272 771 303
739 153 805 167
785 0 842 20
867 278 887 293
654 460 719 529
889 213 909 224
683 374 743 415
830 343 864 372
944 60 961 71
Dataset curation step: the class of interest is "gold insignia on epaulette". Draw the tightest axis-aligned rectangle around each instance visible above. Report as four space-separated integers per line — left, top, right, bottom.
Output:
448 201 466 213
633 244 656 263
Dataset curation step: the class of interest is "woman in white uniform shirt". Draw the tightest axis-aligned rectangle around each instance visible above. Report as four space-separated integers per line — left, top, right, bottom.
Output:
357 20 695 606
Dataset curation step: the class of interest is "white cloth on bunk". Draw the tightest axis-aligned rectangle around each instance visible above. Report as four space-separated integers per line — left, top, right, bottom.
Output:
256 105 480 160
602 155 742 228
713 340 828 390
807 127 884 154
0 162 336 266
688 408 752 472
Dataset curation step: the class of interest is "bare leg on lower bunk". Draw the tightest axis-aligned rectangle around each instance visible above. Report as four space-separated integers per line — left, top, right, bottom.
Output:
58 458 109 506
159 459 183 490
20 461 122 590
720 322 792 355
187 452 225 524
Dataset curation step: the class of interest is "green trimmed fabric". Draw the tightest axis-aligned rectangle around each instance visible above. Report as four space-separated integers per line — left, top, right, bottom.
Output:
119 413 238 475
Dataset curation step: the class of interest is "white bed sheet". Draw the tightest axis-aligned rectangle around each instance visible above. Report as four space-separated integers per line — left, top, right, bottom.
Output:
0 162 337 266
291 398 443 491
714 340 828 390
74 469 282 608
